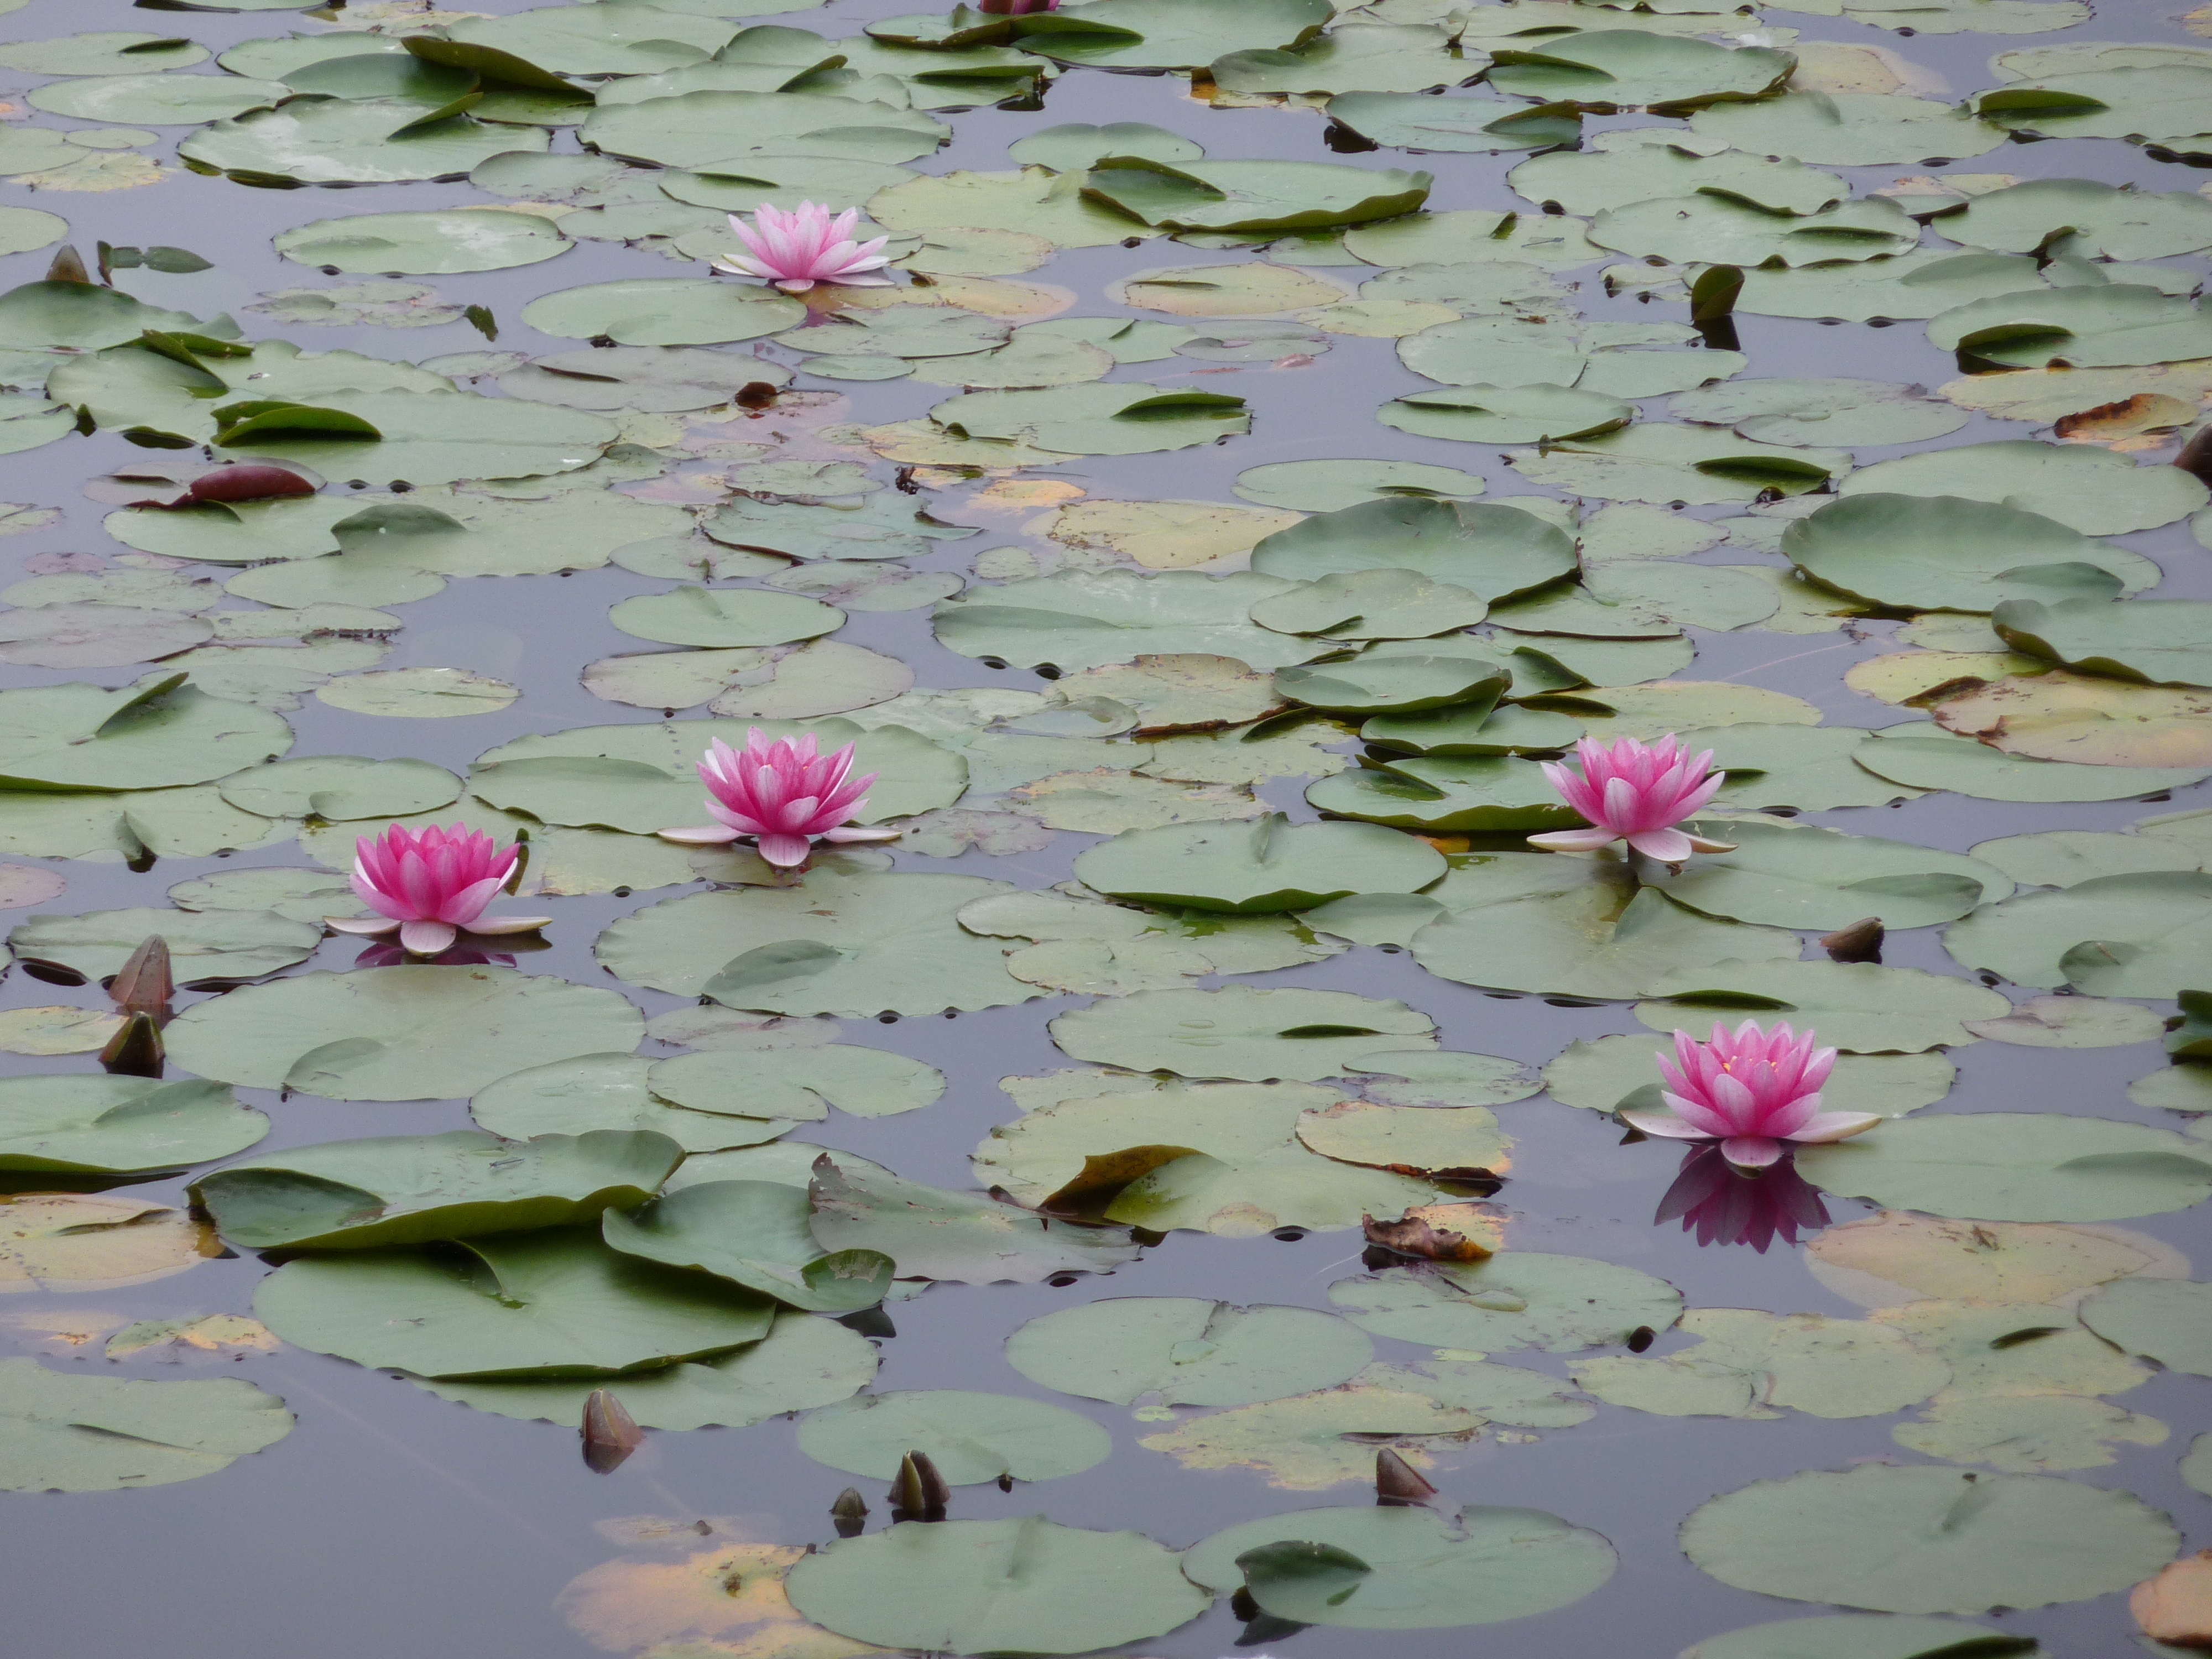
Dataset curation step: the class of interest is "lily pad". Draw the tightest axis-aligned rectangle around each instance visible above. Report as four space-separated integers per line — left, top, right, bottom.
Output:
8 905 321 988
0 1076 268 1175
1186 1503 1616 1629
797 1388 1109 1483
164 967 646 1103
2079 1278 2212 1378
1689 91 2007 166
193 1130 682 1251
1943 871 2212 994
1049 986 1434 1082
1680 1464 2178 1613
786 1519 1209 1657
1329 1251 1683 1353
1855 726 2212 804
1573 1308 1949 1420
808 1154 1138 1284
1840 441 2206 537
1071 814 1446 914
518 278 805 347
0 675 291 790
1636 957 2010 1053
274 208 570 275
182 98 544 185
1797 1114 2212 1222
1249 497 1576 602
1005 1298 1373 1406
1783 493 2154 614
254 1227 776 1379
1082 158 1432 237
1647 820 2009 930
601 1181 892 1312
935 570 1319 675
421 1308 877 1428
0 1361 291 1493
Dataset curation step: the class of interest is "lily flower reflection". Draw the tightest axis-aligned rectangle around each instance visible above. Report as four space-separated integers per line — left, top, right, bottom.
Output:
1527 733 1735 863
1656 1145 1831 1253
657 730 899 869
1621 1020 1880 1170
325 824 550 957
713 201 893 293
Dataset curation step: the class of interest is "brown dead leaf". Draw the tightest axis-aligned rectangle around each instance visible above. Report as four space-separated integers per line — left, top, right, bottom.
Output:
2133 1551 2212 1647
2053 392 2199 443
1040 1145 1205 1216
1932 672 2212 768
1363 1204 1502 1262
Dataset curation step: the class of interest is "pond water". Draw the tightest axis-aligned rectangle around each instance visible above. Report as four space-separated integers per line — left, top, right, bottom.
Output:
0 0 2208 1655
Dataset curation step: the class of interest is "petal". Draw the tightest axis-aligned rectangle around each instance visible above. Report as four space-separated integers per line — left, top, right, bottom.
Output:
399 920 458 956
1621 1110 1715 1141
755 833 814 867
1681 832 1740 854
1527 827 1622 852
1720 1136 1785 1170
1625 827 1694 862
658 825 744 844
821 825 901 842
325 915 400 936
466 915 553 936
1786 1111 1884 1144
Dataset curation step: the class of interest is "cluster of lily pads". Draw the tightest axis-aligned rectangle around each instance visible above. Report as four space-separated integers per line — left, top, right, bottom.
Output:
2 0 2212 1652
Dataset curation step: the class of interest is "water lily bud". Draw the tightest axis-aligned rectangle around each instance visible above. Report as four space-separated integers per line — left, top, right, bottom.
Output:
99 1012 163 1078
581 1389 643 1474
108 936 171 1014
889 1449 950 1515
1375 1448 1438 1506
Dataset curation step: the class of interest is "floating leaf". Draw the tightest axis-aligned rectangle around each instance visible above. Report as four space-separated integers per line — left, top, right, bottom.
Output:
0 1361 290 1493
1329 1251 1682 1353
0 1076 266 1175
797 1389 1109 1483
1681 1464 2178 1613
809 1154 1138 1283
602 1181 893 1312
8 905 321 988
1072 815 1445 914
1050 985 1434 1082
1636 958 2011 1052
2079 1277 2212 1378
1005 1298 1373 1406
1797 1114 2212 1222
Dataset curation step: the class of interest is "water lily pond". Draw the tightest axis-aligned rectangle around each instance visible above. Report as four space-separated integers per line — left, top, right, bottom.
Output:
1 0 2210 1653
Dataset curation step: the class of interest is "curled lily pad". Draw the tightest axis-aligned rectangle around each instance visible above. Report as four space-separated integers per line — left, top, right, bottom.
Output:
0 675 291 789
254 1228 776 1379
1483 31 1794 114
192 1130 682 1251
601 1180 893 1312
1082 158 1432 236
0 1077 267 1175
808 1154 1138 1284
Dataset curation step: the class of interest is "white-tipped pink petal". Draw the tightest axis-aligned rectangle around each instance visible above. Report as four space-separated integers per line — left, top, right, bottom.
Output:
658 824 745 845
1620 1110 1715 1141
821 825 901 843
398 920 459 956
755 832 814 867
466 916 554 936
325 915 400 936
1683 831 1741 854
1625 826 1696 862
1720 1136 1785 1169
1787 1111 1884 1144
1526 827 1624 852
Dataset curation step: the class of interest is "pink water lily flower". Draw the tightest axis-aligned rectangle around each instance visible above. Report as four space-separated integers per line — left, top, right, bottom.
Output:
713 201 893 293
1621 1020 1881 1170
326 824 551 958
1527 733 1736 863
659 730 900 868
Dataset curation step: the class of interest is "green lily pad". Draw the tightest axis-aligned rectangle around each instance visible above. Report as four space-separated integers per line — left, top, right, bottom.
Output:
1510 129 1843 216
1991 597 2212 688
213 755 460 821
1330 1250 1683 1352
17 900 310 996
1328 90 1578 152
1679 1616 2046 1659
808 1153 1138 1282
164 967 646 1103
1186 1503 1616 1629
1636 957 2010 1052
1573 1307 1949 1420
1647 820 2010 930
181 98 545 184
1006 1298 1373 1406
1944 871 2212 993
1509 423 1846 507
1855 725 2212 804
607 586 843 649
1071 813 1446 914
786 1519 1209 1657
471 1054 798 1153
598 872 1036 1017
2080 1277 2212 1377
1783 494 2153 614
928 381 1250 458
192 1130 681 1251
797 1388 1110 1483
1798 1114 2212 1222
1233 458 1484 514
0 675 291 790
254 1227 776 1379
1594 195 1917 269
601 1180 892 1312
274 208 570 275
1307 753 1578 834
1840 440 2206 537
935 570 1319 675
517 278 806 346
1050 985 1434 1082
1688 91 2007 166
420 1308 877 1428
1019 0 1331 69
1082 158 1431 236
0 1360 291 1493
1249 497 1576 602
1006 122 1201 171
581 90 947 169
0 1076 268 1175
1680 1464 2178 1613
1673 378 1968 449
1378 382 1633 446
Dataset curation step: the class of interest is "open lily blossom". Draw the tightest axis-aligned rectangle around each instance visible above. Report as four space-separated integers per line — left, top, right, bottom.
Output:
325 825 551 958
1622 1020 1881 1171
659 730 900 868
1527 733 1735 863
713 201 894 293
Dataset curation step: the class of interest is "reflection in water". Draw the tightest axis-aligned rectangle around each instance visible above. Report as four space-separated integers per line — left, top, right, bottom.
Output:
1654 1147 1830 1254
